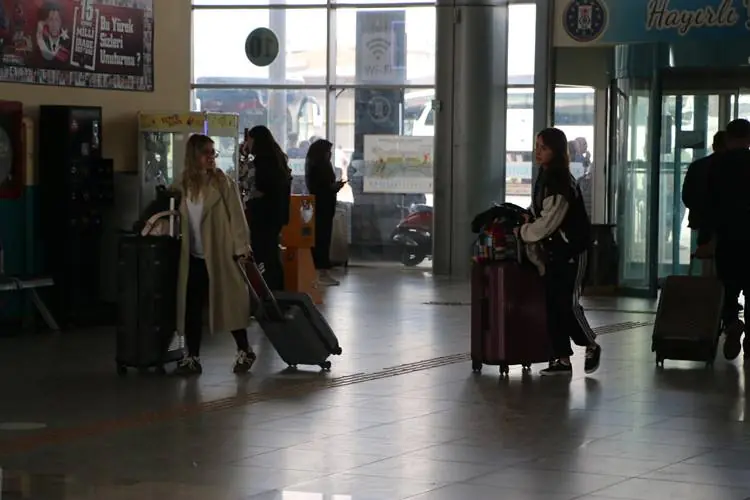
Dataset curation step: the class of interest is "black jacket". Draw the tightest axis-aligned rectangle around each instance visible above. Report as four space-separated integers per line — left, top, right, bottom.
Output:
305 160 337 214
682 154 715 230
702 148 750 246
522 169 591 260
471 203 530 234
246 155 291 232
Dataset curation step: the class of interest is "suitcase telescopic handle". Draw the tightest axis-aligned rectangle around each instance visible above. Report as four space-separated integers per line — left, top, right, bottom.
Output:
233 256 284 321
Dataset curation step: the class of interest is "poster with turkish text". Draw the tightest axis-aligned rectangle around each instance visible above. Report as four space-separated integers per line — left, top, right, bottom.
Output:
0 0 153 91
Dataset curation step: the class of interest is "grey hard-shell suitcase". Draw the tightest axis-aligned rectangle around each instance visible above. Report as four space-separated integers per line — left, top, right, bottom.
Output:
652 258 724 368
236 258 342 371
330 202 350 267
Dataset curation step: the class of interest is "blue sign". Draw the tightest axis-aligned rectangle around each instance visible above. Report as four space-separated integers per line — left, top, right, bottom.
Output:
562 0 750 43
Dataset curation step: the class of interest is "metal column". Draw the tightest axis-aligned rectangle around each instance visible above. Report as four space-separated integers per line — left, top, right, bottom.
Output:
432 0 457 275
531 0 554 183
433 0 508 277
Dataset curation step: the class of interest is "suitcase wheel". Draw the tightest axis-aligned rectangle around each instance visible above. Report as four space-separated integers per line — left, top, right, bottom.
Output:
471 360 482 373
499 363 509 376
334 347 343 355
522 364 532 372
319 361 332 372
117 364 128 377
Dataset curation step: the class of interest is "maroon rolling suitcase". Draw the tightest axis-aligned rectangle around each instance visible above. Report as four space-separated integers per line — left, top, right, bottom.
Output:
471 261 552 375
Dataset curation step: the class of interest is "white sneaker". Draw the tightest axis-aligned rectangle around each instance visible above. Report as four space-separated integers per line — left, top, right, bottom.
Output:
317 271 340 286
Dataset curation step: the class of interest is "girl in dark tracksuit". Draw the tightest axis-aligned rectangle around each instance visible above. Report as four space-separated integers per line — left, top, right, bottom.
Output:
518 127 601 376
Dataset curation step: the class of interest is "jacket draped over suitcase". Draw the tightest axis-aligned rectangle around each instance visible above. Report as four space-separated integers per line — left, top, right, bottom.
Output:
173 174 252 336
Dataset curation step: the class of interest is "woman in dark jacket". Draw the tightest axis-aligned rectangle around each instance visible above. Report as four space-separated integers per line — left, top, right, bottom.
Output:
305 139 345 286
243 126 291 291
517 127 601 376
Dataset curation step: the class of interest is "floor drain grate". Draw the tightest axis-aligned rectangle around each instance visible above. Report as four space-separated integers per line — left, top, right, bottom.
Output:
593 320 654 335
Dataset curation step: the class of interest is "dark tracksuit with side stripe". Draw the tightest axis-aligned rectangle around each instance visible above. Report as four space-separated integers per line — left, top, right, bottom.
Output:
520 169 596 359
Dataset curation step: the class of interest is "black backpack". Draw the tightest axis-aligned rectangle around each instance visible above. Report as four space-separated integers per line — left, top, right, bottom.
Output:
544 186 591 261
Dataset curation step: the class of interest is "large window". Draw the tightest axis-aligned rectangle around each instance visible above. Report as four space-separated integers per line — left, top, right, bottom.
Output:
554 86 596 215
507 3 536 85
334 7 436 85
191 1 435 265
504 3 537 208
192 8 327 84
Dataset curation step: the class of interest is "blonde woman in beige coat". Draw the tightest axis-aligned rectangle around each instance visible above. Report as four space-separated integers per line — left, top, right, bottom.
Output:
173 134 254 376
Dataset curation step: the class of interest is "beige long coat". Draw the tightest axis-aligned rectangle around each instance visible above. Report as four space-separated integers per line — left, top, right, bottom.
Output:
174 173 252 335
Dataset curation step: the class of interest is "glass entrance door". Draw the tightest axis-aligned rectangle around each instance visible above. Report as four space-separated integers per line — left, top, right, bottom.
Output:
610 80 652 292
657 94 720 280
612 69 750 296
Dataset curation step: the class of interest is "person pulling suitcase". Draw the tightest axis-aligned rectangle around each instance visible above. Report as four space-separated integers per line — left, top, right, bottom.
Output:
172 134 257 376
516 127 602 376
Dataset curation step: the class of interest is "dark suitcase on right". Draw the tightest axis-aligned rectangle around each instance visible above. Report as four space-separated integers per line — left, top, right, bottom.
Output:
116 234 182 375
471 261 551 375
274 291 342 355
652 261 724 368
237 259 342 371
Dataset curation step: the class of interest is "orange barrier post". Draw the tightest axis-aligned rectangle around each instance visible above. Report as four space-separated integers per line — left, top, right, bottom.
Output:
281 195 322 304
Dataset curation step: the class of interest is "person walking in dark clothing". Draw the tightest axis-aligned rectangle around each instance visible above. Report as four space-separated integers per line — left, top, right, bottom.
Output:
305 139 346 286
243 126 291 291
517 127 601 376
683 130 727 263
702 119 750 360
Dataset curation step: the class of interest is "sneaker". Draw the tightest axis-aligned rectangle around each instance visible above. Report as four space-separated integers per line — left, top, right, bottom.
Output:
584 344 602 374
233 350 257 374
540 359 573 376
317 271 340 287
723 320 744 361
174 356 203 376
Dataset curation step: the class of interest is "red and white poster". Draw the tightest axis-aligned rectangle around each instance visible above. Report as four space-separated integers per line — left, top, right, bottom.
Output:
0 0 153 91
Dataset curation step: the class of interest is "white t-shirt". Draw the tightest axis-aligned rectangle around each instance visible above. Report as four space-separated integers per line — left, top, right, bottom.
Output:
186 196 204 258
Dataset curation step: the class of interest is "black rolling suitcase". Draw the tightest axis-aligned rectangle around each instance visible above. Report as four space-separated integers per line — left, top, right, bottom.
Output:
652 257 724 368
116 207 183 375
236 258 342 371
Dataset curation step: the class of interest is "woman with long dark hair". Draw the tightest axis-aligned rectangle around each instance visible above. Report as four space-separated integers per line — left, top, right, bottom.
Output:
517 127 601 376
305 139 346 286
243 126 291 291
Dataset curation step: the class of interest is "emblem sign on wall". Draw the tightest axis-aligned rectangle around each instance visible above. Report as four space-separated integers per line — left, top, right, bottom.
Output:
559 0 750 45
0 0 154 91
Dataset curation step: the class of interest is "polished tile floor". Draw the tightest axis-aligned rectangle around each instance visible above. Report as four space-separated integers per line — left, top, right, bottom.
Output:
0 265 747 500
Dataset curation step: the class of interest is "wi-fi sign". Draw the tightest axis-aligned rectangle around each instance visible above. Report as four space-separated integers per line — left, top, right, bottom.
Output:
366 37 391 60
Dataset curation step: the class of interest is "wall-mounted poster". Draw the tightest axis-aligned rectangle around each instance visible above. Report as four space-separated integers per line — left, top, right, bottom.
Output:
0 0 153 91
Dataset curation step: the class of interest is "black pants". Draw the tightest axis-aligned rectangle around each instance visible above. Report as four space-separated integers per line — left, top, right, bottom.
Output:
312 205 334 270
250 225 284 291
185 256 250 357
715 242 749 326
544 252 597 358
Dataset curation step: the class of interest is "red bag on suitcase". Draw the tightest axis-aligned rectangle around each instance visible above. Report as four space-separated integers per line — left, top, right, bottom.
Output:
471 261 551 375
